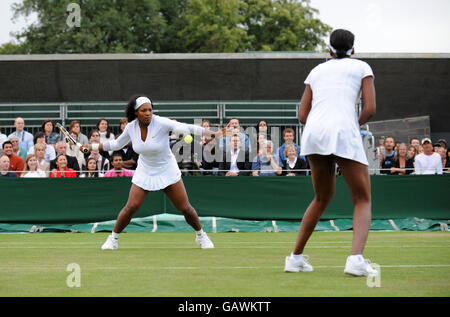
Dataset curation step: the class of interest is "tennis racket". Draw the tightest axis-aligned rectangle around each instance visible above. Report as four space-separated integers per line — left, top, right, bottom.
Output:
56 123 89 153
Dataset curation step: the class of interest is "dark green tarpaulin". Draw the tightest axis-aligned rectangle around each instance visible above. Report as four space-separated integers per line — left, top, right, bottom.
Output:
0 175 448 224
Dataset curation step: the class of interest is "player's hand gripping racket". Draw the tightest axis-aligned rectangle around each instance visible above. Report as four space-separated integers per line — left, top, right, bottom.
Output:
56 123 89 153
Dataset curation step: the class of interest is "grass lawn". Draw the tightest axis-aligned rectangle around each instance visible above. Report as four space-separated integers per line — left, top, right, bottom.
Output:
0 231 449 297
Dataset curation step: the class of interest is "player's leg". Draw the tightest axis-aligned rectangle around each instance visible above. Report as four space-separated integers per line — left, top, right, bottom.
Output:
285 154 336 272
113 184 149 233
102 184 148 250
335 157 377 276
163 179 214 249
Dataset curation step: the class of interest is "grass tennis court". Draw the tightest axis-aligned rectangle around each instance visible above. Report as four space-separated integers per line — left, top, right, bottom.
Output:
0 231 449 297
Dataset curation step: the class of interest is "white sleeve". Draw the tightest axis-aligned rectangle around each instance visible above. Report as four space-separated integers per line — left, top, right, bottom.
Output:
361 61 375 79
159 116 205 135
102 123 131 152
435 155 443 174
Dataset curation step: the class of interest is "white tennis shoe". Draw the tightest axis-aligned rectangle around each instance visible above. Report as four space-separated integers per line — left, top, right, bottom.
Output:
284 254 314 272
101 235 118 250
344 255 378 277
195 233 214 249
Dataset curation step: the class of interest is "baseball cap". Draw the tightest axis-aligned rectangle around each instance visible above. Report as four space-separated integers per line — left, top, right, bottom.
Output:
437 139 447 147
421 138 432 145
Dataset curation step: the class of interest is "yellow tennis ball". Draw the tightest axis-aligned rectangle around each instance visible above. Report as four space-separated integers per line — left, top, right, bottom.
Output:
184 134 193 144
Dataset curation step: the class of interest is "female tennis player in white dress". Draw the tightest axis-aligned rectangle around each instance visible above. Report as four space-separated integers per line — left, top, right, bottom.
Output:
88 95 216 250
284 29 378 276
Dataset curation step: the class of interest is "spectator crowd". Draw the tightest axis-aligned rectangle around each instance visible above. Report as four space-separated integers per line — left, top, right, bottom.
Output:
0 117 449 178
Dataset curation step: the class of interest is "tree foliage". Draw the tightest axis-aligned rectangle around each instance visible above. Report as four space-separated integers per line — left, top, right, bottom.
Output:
0 0 331 54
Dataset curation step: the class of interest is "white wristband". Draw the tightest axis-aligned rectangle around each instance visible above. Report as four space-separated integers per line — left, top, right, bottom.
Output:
91 143 99 151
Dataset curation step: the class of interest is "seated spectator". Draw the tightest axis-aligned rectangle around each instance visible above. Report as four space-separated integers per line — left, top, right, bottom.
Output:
218 133 252 176
282 144 307 176
65 130 86 170
436 147 447 170
252 140 282 176
88 129 110 161
97 118 115 155
8 117 34 153
0 155 16 177
50 154 77 178
256 120 268 136
104 152 134 177
50 141 80 175
380 136 396 174
80 157 103 178
390 143 414 175
407 145 418 161
200 119 214 146
410 137 421 154
0 125 7 148
277 128 302 163
2 141 24 177
27 131 56 162
21 155 47 178
69 120 89 146
88 142 110 175
414 138 442 174
115 119 139 170
9 135 27 161
34 143 50 176
220 118 251 153
257 133 268 156
445 148 450 173
41 119 60 146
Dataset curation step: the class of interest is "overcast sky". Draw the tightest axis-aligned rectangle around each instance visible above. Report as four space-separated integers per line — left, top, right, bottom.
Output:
1 0 449 53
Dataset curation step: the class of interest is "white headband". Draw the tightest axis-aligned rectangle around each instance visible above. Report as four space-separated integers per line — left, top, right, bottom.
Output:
135 97 151 110
330 45 353 56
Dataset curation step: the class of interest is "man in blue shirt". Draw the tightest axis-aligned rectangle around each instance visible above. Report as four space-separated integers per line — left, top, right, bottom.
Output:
8 117 34 153
380 136 396 174
252 140 282 176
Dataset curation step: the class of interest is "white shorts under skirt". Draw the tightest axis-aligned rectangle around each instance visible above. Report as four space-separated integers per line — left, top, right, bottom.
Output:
131 157 182 191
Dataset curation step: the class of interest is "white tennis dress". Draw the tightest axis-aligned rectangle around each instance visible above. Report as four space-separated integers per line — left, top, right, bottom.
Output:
103 115 204 191
300 58 374 165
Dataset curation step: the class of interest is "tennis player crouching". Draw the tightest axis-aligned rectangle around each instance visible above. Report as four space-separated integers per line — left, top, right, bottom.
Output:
85 95 220 250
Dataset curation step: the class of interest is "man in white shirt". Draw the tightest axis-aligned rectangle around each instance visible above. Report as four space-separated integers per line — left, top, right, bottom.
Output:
414 138 443 174
8 117 34 153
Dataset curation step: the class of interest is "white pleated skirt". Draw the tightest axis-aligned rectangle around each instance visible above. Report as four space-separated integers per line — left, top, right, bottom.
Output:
132 155 181 191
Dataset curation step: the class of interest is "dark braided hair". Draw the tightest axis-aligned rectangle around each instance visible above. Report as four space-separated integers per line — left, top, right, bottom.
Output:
125 94 153 122
330 29 355 59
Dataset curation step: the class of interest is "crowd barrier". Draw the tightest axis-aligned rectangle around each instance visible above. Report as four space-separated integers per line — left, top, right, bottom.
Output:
0 175 448 225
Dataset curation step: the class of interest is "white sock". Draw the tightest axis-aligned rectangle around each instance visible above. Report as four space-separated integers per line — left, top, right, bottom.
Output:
196 229 204 236
111 232 120 239
350 254 363 262
291 253 304 261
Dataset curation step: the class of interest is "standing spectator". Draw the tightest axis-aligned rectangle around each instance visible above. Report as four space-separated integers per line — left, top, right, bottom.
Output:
104 152 134 177
257 133 268 156
282 144 307 176
2 141 25 177
41 119 60 146
50 141 80 174
34 143 50 176
252 140 282 176
437 139 447 151
390 143 414 175
69 120 89 146
21 155 47 178
80 157 102 178
9 135 27 161
414 138 442 174
380 136 396 174
97 118 115 155
27 132 56 162
0 155 16 178
8 117 34 153
50 154 77 178
218 133 252 176
256 120 268 136
277 128 302 163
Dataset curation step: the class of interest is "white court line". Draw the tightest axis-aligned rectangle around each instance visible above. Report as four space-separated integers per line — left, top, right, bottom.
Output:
0 245 448 249
1 264 449 271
